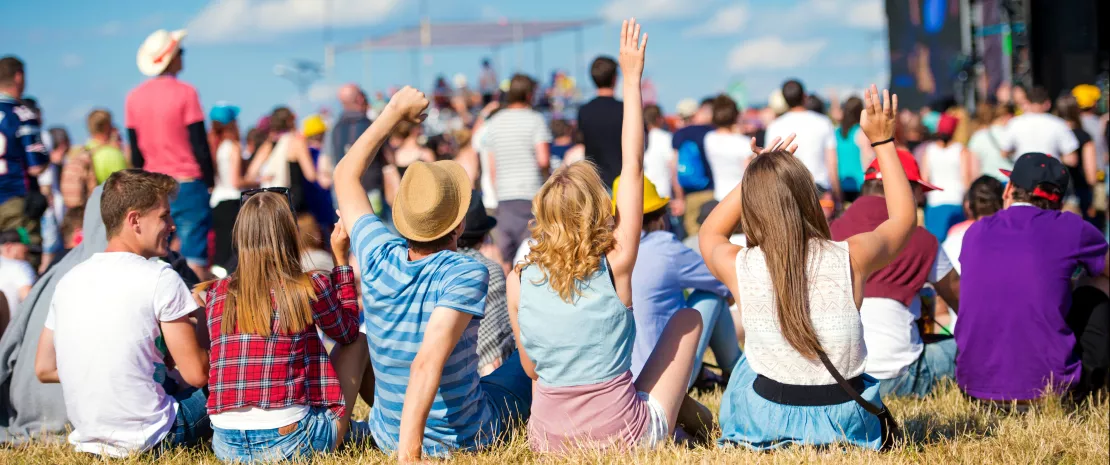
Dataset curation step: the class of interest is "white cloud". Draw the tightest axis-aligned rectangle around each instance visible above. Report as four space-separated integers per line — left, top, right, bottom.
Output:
600 0 709 22
760 0 886 31
306 82 339 103
728 36 828 71
60 54 84 69
684 5 748 37
846 0 886 29
187 0 402 44
99 21 124 36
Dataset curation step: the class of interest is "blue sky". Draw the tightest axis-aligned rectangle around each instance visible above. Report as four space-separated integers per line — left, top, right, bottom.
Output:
6 0 889 141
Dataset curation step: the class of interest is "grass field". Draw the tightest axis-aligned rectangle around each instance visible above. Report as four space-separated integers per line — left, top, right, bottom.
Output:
1 383 1106 464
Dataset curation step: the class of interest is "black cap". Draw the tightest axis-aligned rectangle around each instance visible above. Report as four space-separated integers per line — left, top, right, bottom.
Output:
0 229 25 245
460 190 497 240
1000 153 1070 194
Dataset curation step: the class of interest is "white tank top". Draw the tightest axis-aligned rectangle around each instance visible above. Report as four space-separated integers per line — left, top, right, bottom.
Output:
924 142 966 206
210 140 241 207
261 133 294 189
736 240 866 385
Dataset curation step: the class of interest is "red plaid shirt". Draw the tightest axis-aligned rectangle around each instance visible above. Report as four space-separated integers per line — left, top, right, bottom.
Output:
204 266 359 418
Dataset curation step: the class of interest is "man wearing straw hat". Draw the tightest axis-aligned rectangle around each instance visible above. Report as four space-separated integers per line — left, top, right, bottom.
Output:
334 87 531 461
125 29 214 279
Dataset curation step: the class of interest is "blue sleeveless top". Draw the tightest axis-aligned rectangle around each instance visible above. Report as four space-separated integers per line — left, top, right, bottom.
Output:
835 125 865 193
517 257 635 387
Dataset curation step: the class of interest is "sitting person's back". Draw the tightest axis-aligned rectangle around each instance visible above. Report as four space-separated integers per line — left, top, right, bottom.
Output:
35 169 211 457
202 191 364 463
956 153 1108 402
830 151 961 398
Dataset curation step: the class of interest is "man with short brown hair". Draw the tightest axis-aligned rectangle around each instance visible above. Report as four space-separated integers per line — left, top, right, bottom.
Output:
0 56 48 264
35 168 211 457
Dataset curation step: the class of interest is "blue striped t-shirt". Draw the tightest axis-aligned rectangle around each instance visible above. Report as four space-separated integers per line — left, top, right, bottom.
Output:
351 213 494 456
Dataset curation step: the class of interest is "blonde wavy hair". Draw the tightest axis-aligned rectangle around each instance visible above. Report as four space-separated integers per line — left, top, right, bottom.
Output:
520 161 616 303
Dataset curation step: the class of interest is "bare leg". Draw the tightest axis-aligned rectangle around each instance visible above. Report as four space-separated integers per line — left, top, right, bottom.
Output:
633 308 703 436
330 333 371 442
676 394 716 445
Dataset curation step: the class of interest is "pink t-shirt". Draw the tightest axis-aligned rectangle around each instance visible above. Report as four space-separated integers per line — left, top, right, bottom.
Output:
125 76 204 179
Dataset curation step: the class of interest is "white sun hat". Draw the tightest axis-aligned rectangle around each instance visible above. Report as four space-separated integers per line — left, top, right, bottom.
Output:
137 29 187 77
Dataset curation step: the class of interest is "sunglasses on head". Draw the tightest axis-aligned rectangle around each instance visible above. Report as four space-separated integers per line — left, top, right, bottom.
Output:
240 187 293 211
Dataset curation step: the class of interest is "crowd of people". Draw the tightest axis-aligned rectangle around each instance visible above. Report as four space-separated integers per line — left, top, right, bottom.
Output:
0 15 1107 464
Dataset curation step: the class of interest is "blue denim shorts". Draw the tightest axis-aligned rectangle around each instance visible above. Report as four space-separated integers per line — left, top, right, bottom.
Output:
212 407 341 464
170 180 212 266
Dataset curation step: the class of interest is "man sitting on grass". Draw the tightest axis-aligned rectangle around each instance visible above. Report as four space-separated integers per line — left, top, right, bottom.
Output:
831 150 961 398
956 153 1109 405
34 169 211 457
333 86 531 462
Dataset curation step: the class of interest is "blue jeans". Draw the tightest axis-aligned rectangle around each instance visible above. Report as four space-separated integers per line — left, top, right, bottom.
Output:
170 180 212 266
687 290 742 388
152 387 211 454
213 407 346 463
924 204 964 243
878 337 957 398
480 351 533 434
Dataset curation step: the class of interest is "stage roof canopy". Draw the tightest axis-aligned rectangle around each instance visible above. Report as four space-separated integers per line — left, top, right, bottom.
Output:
333 19 599 52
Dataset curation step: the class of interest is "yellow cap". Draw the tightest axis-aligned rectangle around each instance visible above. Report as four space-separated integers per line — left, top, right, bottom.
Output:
611 175 669 215
1072 84 1101 110
302 115 327 138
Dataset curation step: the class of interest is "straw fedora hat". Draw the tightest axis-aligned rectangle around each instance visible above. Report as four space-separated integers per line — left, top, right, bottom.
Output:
137 29 186 77
393 161 472 242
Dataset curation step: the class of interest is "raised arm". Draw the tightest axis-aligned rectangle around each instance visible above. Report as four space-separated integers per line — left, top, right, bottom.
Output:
700 135 798 298
333 87 428 233
846 85 916 285
607 18 649 280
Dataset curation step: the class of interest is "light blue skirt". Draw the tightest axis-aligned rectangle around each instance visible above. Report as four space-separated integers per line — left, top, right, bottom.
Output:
717 355 884 450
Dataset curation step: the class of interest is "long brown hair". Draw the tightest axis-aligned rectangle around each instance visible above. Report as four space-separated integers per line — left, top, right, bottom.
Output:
740 151 831 359
223 192 316 336
522 162 616 303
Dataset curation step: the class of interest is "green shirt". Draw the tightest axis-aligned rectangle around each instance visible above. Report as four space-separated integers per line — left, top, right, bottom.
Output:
86 141 128 184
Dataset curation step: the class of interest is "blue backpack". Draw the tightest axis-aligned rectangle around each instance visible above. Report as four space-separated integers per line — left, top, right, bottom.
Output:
676 140 711 191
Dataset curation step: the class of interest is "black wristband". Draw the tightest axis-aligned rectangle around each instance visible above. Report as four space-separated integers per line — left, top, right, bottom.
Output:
870 137 894 147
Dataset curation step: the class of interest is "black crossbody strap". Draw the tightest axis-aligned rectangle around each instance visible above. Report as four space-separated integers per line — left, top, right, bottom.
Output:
817 351 883 416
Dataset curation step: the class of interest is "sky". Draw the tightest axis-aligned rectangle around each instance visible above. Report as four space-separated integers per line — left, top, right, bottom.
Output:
5 0 890 141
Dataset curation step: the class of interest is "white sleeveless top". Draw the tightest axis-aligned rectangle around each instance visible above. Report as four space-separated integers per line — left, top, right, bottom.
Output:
210 140 241 207
736 240 866 385
260 133 294 189
923 142 966 206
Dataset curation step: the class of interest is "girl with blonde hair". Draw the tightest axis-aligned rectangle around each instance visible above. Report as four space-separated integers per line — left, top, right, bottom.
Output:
508 19 711 452
701 85 914 450
199 190 366 463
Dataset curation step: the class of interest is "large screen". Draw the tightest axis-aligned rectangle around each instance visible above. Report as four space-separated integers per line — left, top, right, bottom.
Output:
886 0 965 109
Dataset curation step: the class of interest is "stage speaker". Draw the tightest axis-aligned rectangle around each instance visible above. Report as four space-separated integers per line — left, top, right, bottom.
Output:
1026 0 1104 98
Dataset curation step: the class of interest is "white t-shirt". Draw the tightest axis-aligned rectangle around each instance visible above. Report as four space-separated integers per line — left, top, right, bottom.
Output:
644 128 675 199
0 257 36 320
922 141 967 206
1000 112 1080 158
472 125 498 210
704 130 754 201
45 253 196 457
860 247 954 380
765 110 837 188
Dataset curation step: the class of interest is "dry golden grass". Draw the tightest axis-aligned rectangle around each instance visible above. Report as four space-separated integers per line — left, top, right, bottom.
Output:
1 383 1106 464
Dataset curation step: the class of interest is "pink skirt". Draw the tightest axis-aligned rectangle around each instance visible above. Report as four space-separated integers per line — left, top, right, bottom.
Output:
527 371 653 452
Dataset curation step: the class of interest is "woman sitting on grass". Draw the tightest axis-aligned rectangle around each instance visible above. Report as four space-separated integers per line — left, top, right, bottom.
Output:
701 85 915 450
508 19 714 453
199 189 366 463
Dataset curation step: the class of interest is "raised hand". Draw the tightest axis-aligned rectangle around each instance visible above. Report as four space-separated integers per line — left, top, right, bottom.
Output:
859 84 898 144
749 133 798 155
331 210 351 266
618 18 648 79
386 86 430 123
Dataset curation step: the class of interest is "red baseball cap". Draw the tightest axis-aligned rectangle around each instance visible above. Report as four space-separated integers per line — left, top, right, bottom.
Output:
864 149 942 192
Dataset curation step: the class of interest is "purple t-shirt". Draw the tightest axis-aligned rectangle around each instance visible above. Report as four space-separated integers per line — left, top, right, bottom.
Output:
955 205 1108 401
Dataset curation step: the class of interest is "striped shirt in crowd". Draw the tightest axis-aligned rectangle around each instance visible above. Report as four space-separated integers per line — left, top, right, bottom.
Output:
481 108 552 201
350 213 495 456
459 248 515 373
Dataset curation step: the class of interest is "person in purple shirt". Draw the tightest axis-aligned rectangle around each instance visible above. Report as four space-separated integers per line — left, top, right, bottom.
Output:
614 175 739 389
956 152 1109 405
